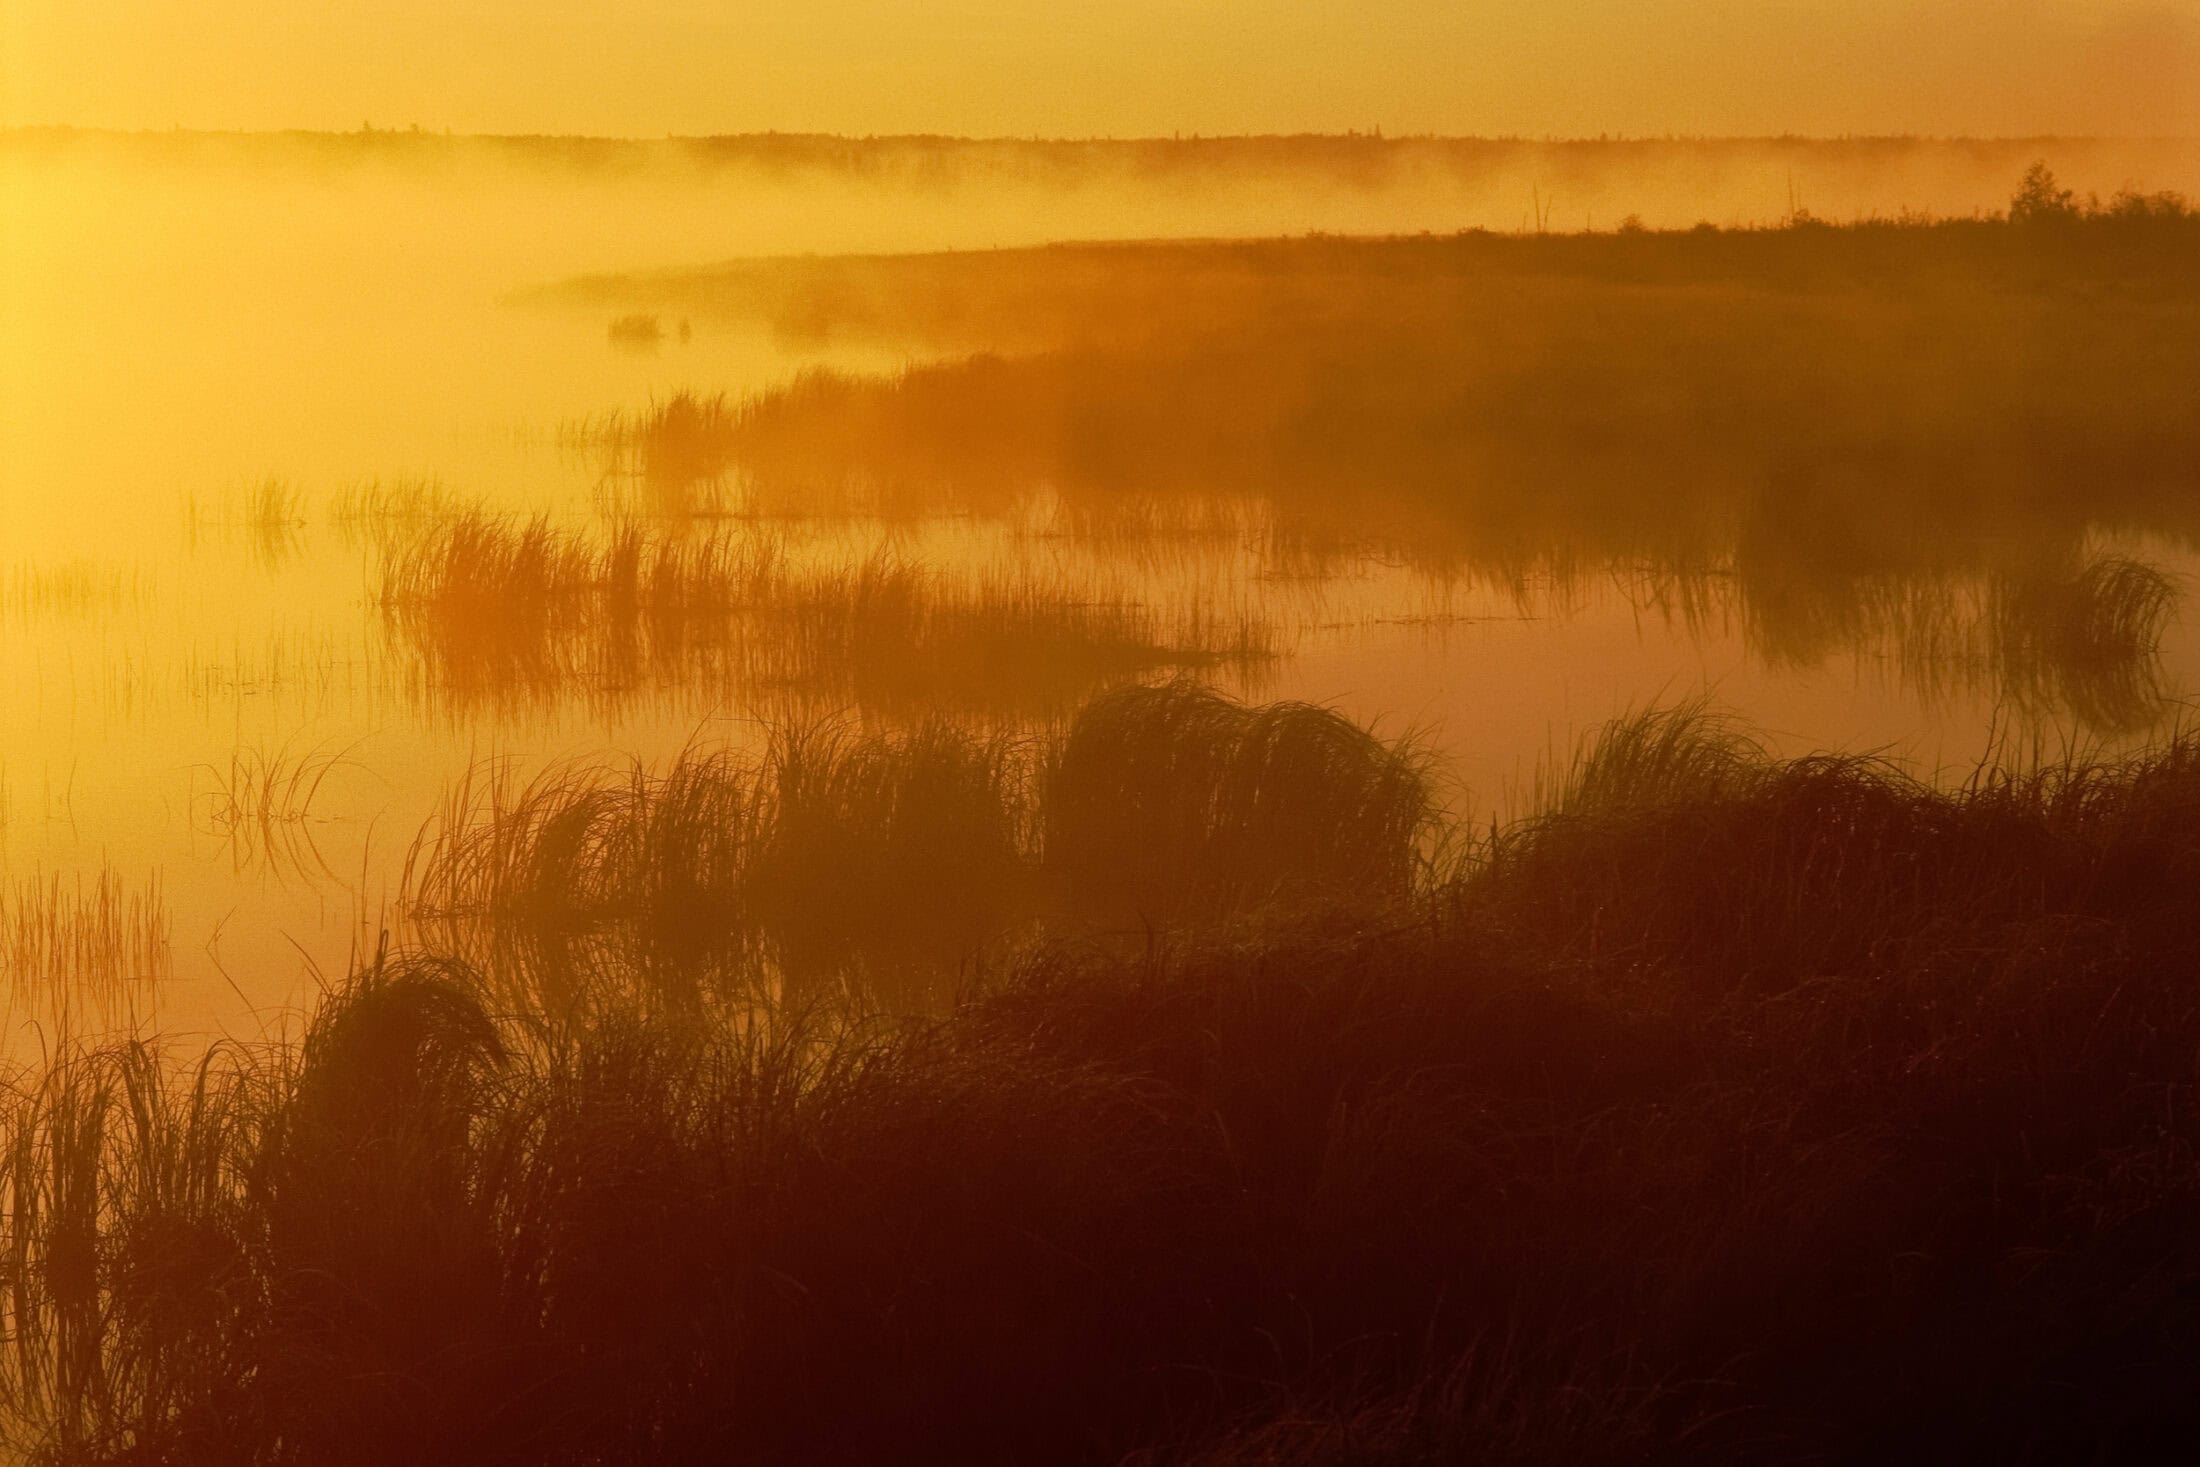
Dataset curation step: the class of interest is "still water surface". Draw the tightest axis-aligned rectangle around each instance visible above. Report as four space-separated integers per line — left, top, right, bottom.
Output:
4 139 2194 1044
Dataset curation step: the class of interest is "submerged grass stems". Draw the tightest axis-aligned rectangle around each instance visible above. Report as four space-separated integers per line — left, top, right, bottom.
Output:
0 564 153 621
184 481 309 570
0 871 172 1003
328 477 468 554
189 741 360 885
373 513 1273 720
10 704 2200 1461
401 684 1430 1020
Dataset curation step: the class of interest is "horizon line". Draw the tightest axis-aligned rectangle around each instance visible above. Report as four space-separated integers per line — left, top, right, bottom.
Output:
7 123 2197 148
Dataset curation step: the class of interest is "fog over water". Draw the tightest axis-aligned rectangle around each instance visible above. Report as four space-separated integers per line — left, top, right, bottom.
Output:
3 130 2198 1044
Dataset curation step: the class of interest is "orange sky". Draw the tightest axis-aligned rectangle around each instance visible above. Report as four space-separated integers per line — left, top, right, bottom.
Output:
3 2 2195 138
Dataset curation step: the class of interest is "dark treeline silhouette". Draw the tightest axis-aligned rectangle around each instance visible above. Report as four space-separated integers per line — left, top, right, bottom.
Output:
13 127 2199 215
7 685 2200 1462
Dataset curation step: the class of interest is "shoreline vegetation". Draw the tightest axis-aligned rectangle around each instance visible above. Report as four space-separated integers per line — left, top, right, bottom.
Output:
4 156 2199 1464
538 181 2199 733
6 684 2200 1461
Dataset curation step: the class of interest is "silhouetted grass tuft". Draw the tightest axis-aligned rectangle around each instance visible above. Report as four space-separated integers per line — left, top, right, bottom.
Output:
402 688 1410 1017
1045 681 1436 922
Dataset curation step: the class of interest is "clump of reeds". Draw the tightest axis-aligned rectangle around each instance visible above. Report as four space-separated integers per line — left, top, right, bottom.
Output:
582 391 739 492
402 722 1038 1017
753 721 1035 992
1045 681 1435 922
400 746 769 1020
190 740 358 884
372 515 1270 719
606 312 664 348
1464 703 2200 1000
1990 552 2179 730
402 687 1425 1017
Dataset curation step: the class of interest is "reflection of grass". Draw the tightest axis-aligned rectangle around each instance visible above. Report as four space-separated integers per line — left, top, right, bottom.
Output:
402 683 1414 1016
373 514 1271 719
13 706 2200 1461
1731 549 2181 733
191 740 360 884
184 480 309 568
1990 554 2179 729
551 213 2200 734
0 868 170 996
0 562 152 620
330 477 468 551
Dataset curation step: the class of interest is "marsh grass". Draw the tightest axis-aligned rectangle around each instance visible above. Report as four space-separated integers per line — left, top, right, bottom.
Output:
1990 553 2180 729
12 705 2200 1462
550 215 2200 728
402 684 1427 1019
189 741 361 885
399 748 771 1021
183 481 308 569
573 392 739 509
605 312 663 350
328 477 469 553
1044 681 1438 922
0 870 171 1000
0 564 153 621
373 514 1274 719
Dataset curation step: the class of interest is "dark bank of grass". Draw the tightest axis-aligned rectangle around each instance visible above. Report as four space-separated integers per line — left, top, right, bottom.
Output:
402 683 1432 1016
539 198 2200 357
569 217 2200 627
559 193 2200 608
10 694 2200 1463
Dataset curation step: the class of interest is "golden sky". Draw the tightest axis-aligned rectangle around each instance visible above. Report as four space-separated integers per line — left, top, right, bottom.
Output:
4 1 2195 137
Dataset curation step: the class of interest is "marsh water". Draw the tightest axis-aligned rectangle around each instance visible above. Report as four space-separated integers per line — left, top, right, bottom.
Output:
6 132 2199 1043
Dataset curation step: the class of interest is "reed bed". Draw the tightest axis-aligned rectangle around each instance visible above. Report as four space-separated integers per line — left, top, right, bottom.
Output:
605 312 663 348
373 513 1274 719
0 870 172 998
0 564 153 621
328 477 469 553
542 205 2200 733
8 698 2200 1462
401 683 1424 1018
1988 553 2180 729
183 481 309 569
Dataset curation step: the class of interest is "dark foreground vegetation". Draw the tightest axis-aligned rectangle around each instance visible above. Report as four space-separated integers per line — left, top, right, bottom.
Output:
8 684 2200 1464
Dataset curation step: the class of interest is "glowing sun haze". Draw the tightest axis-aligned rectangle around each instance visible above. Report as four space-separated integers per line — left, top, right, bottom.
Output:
4 1 2195 138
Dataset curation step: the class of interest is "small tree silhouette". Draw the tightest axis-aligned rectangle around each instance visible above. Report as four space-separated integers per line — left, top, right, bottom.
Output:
2009 161 2079 225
